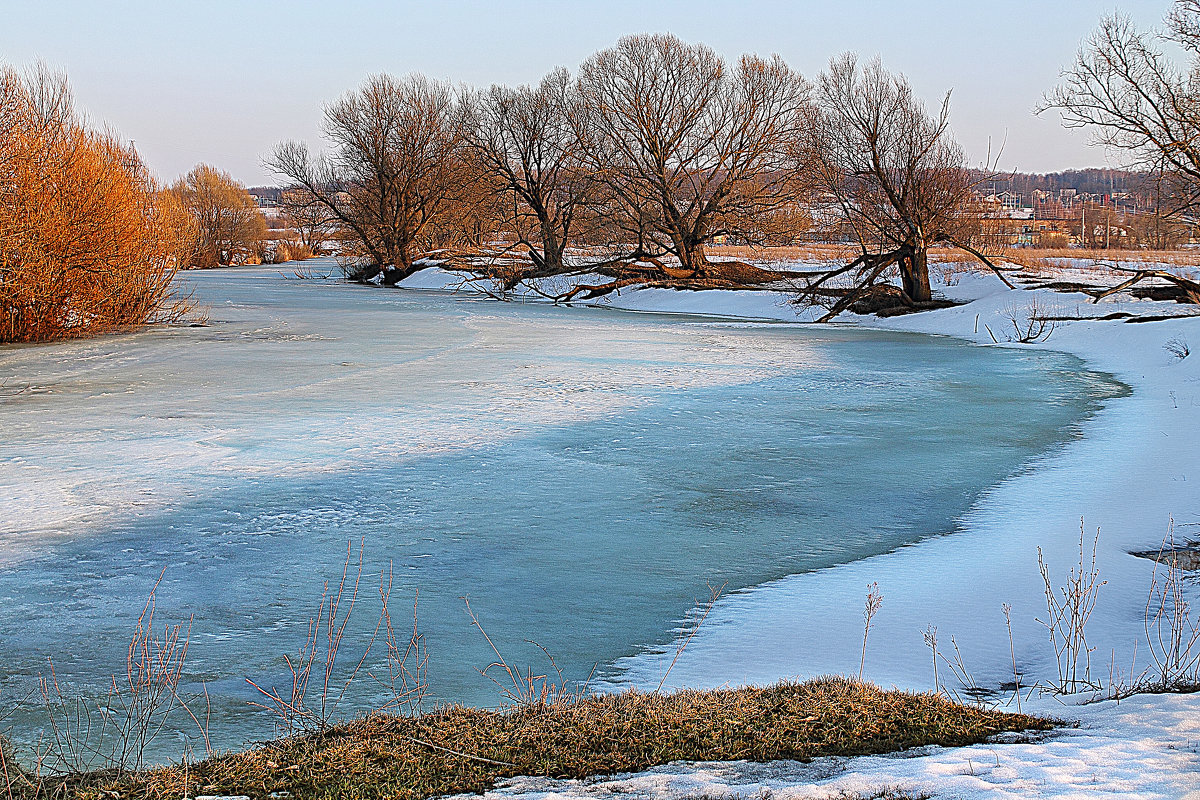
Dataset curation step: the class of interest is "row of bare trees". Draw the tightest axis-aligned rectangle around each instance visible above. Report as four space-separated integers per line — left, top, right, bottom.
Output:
272 8 1200 309
270 34 998 308
0 65 195 343
11 8 1200 345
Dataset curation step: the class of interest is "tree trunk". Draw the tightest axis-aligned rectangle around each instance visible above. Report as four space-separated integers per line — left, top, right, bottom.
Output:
381 245 416 285
900 248 932 303
541 226 564 274
676 239 708 275
691 241 707 274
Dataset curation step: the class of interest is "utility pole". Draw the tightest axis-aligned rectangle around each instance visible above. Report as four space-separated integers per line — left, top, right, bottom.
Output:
1107 172 1115 249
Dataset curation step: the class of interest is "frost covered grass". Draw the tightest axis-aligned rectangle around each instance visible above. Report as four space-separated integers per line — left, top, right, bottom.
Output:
21 679 1049 800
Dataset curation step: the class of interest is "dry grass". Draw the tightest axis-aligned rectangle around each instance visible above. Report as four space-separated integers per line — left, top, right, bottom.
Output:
708 244 1200 272
1004 247 1200 268
707 243 859 265
33 679 1052 800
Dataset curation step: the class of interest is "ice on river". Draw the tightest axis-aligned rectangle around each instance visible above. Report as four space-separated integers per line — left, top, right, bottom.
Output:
0 263 1126 757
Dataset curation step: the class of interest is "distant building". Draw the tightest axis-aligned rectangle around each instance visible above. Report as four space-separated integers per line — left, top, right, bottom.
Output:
984 191 1022 210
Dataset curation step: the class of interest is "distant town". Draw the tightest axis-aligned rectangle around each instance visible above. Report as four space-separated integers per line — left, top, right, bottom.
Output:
245 167 1193 253
964 168 1190 250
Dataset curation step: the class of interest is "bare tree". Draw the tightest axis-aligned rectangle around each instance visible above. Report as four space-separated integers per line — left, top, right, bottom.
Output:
1036 2 1200 303
1044 3 1200 213
416 148 507 252
796 55 1011 320
171 164 266 267
267 74 470 284
465 68 591 287
1042 1 1200 303
574 34 811 277
279 188 337 254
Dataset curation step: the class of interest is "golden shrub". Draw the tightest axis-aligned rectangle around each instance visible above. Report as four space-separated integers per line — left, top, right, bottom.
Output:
169 164 267 268
0 65 196 343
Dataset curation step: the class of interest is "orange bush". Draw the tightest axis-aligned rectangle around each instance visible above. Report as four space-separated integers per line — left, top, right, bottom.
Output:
170 164 267 268
0 66 195 343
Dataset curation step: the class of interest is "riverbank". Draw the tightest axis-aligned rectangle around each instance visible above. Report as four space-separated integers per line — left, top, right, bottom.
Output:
11 680 1050 800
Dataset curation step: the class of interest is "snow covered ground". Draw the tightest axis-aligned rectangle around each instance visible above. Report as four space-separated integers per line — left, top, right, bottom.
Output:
401 263 1200 798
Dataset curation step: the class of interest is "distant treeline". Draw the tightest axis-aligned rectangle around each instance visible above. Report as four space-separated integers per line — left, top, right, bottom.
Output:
254 172 1144 204
966 168 1146 197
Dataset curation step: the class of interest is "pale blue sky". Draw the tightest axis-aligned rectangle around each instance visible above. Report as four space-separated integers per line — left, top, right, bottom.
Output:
0 1 1176 184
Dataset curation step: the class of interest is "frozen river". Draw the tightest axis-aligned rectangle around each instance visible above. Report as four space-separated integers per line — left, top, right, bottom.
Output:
0 265 1124 757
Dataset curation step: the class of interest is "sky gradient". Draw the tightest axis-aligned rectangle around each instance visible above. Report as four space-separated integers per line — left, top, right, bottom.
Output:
0 1 1177 185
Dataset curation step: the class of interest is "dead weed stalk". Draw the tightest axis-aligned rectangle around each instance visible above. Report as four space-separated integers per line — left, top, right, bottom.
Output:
1144 518 1200 689
34 570 207 778
1037 521 1105 694
463 598 587 709
371 570 429 717
246 540 377 734
859 583 883 681
657 582 727 692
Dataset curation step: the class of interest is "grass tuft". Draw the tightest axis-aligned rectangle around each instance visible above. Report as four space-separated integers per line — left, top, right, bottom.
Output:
39 678 1054 800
